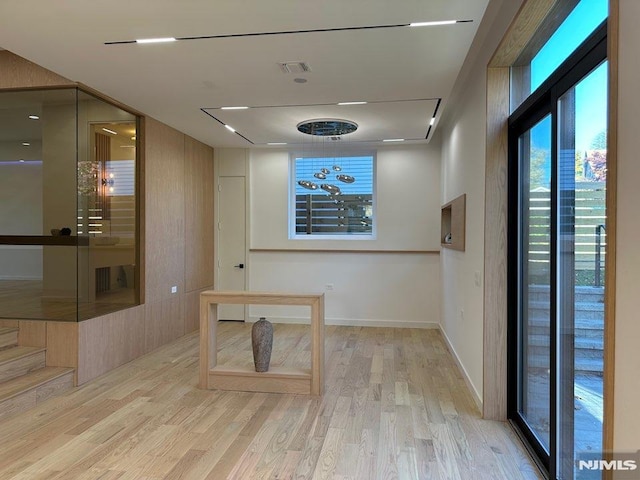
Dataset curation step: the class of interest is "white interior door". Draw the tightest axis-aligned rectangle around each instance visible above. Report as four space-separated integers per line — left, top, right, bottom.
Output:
217 176 246 321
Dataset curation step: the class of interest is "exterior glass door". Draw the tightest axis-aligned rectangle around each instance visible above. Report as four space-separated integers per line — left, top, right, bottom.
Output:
516 114 553 462
509 43 607 480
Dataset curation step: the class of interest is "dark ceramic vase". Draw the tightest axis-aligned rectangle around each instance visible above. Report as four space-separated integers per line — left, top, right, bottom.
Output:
251 317 273 372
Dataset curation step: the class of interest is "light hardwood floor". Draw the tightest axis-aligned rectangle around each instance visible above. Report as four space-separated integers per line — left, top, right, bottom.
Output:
0 323 541 479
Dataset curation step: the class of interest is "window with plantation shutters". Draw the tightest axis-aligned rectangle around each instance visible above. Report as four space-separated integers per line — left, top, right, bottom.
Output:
291 154 374 237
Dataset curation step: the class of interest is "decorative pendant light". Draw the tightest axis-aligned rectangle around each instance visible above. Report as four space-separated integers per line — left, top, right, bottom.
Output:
336 174 355 184
298 180 318 190
296 118 358 196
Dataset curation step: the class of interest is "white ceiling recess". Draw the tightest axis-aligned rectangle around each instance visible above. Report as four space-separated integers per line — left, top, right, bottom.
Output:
0 0 490 148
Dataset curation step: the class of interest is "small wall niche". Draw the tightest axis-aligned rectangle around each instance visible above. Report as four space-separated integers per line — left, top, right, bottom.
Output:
441 194 466 251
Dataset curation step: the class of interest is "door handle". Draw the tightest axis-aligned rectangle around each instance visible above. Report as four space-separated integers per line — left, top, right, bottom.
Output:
234 263 244 269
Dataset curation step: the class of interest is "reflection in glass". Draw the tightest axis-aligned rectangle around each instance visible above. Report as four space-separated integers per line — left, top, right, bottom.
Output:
0 88 139 321
518 114 552 452
558 61 606 479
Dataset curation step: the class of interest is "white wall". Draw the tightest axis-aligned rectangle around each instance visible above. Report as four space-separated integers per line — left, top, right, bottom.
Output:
248 143 441 327
438 0 524 404
613 0 640 452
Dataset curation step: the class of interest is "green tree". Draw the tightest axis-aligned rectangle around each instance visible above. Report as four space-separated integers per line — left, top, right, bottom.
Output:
590 130 607 150
529 147 549 189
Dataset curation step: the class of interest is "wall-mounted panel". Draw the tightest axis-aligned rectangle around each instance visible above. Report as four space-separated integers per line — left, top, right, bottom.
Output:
184 136 214 293
77 305 145 385
144 118 185 304
144 296 185 353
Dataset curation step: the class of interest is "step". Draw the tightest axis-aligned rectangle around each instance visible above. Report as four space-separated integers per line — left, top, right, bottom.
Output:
528 301 605 320
527 314 604 329
528 344 603 364
0 346 47 383
0 367 75 422
0 328 19 350
527 286 605 304
525 354 603 374
527 334 603 351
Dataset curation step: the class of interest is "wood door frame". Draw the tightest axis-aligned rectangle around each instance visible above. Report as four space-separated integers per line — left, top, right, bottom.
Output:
483 1 617 460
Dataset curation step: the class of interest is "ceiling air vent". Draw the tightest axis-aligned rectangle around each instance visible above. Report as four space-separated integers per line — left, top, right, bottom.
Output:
279 62 311 74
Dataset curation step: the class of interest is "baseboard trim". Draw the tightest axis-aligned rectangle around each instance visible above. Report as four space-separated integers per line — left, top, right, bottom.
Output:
247 315 439 329
438 325 484 414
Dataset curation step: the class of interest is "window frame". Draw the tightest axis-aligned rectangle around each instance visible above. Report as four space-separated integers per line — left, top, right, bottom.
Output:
288 150 377 240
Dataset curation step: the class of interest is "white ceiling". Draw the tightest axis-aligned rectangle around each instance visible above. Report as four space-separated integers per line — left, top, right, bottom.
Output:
0 0 490 148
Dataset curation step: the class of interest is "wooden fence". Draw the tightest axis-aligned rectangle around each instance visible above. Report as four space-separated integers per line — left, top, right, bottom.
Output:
527 182 606 284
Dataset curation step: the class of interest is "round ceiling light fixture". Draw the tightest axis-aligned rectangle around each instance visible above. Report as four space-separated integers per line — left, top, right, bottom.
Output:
296 118 358 137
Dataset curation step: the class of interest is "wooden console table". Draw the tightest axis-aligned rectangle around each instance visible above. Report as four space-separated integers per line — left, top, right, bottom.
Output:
199 291 325 396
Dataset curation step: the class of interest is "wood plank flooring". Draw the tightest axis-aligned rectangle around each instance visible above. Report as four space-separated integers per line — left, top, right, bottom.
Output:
0 323 542 479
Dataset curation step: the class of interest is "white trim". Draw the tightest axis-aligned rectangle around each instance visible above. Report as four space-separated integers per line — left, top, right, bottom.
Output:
247 315 438 329
438 325 483 413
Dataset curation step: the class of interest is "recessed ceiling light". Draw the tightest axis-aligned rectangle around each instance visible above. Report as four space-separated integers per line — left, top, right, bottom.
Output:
267 142 287 145
28 115 40 120
102 128 117 135
409 20 458 27
294 78 308 84
224 125 236 133
430 117 436 126
135 37 177 44
383 138 405 142
22 142 30 146
221 106 250 110
337 101 367 106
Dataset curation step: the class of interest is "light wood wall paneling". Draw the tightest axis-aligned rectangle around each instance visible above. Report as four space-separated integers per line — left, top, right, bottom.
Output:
185 287 213 334
0 320 47 347
489 0 558 67
603 0 618 456
482 0 563 421
77 305 145 385
0 320 19 329
184 136 214 293
137 116 146 305
483 67 511 421
0 51 75 89
18 321 47 347
144 117 186 304
46 322 78 385
144 296 185 354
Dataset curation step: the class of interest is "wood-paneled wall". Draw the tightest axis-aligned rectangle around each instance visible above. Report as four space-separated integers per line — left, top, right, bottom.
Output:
483 68 510 421
144 118 186 304
0 51 75 89
77 306 145 385
184 136 214 293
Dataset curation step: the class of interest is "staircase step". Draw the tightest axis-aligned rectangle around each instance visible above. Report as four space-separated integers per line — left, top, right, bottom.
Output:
0 346 46 383
528 285 605 304
527 316 604 331
526 335 603 351
0 328 19 350
0 367 74 421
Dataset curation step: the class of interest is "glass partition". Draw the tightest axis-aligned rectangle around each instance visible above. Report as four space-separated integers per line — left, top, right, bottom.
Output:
0 88 139 321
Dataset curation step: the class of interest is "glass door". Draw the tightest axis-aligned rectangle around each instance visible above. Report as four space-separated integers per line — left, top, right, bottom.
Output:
509 50 607 480
515 113 554 467
557 61 607 479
